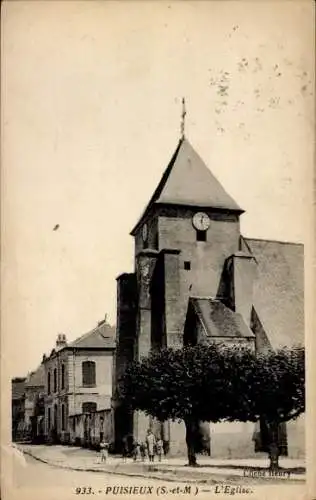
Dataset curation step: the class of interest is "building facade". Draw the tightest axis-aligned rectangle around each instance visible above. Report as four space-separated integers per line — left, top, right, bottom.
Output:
11 377 26 442
24 364 45 443
43 319 115 445
114 136 304 458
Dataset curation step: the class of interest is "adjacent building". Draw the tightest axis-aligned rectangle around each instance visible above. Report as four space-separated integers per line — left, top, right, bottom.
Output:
114 136 304 458
11 377 26 442
12 368 45 443
24 364 45 443
42 318 115 446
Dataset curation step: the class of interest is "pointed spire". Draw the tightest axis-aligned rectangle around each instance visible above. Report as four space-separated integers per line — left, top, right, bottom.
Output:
130 137 244 235
180 97 186 139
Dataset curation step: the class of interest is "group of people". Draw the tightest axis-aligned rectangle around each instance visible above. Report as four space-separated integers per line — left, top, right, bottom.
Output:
122 429 164 463
99 429 165 463
133 429 164 463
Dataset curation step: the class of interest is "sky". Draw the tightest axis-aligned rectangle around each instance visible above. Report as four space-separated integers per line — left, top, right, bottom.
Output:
2 1 314 377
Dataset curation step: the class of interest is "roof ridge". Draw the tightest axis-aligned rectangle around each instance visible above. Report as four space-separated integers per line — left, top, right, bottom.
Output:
130 139 183 235
131 137 242 235
244 236 303 246
69 321 114 347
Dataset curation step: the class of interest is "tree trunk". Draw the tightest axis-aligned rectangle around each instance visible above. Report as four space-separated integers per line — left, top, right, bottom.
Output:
268 422 280 470
185 419 197 466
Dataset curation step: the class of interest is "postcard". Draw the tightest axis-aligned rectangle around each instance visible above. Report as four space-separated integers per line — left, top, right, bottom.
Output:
1 1 315 499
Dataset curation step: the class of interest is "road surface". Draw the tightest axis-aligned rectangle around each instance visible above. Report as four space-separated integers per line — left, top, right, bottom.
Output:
2 448 305 500
4 452 201 500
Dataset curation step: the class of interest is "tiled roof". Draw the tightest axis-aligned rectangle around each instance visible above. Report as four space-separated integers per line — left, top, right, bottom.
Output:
191 297 255 338
25 364 45 388
69 321 116 349
131 138 243 234
244 238 304 349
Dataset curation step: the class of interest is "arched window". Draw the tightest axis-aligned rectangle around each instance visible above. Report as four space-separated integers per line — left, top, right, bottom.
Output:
82 361 96 387
61 364 65 390
53 368 57 392
82 402 97 414
47 372 51 394
61 404 66 431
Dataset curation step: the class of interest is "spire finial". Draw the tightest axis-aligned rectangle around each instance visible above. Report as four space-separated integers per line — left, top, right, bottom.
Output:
180 97 186 139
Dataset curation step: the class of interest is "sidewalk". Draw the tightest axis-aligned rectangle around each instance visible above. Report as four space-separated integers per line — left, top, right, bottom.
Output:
17 444 306 485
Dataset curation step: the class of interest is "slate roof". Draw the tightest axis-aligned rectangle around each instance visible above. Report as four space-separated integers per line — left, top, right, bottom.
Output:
131 138 243 235
190 297 255 338
25 364 45 388
243 238 304 349
69 320 116 349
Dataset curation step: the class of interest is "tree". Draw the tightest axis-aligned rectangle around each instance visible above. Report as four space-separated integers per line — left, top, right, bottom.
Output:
247 346 305 469
120 344 257 466
121 344 305 468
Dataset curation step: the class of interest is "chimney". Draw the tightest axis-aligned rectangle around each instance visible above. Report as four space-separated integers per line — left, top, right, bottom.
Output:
56 333 67 350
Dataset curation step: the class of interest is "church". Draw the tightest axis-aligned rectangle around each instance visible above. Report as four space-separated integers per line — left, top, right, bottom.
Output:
114 124 304 458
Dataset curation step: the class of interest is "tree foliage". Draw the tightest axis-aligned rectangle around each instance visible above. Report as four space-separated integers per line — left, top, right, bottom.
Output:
120 343 305 466
255 347 304 423
121 344 258 423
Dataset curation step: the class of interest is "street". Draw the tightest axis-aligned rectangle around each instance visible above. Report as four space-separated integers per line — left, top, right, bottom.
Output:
4 451 199 500
2 447 307 500
13 454 165 489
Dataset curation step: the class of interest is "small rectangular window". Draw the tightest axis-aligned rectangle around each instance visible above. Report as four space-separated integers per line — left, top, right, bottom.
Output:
82 402 97 413
196 230 207 242
184 261 191 270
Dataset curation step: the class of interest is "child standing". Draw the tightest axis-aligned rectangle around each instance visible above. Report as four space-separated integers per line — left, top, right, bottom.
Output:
100 440 109 463
133 441 141 462
140 442 146 462
156 437 164 462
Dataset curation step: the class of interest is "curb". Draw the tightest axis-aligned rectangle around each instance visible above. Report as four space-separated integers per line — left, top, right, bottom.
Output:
20 448 306 485
20 449 211 484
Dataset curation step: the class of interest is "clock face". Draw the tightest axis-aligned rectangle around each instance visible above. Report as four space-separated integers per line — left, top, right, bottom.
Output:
142 223 148 242
192 212 210 231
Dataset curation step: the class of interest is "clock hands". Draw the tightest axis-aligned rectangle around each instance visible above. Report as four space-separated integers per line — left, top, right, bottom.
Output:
193 212 210 231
